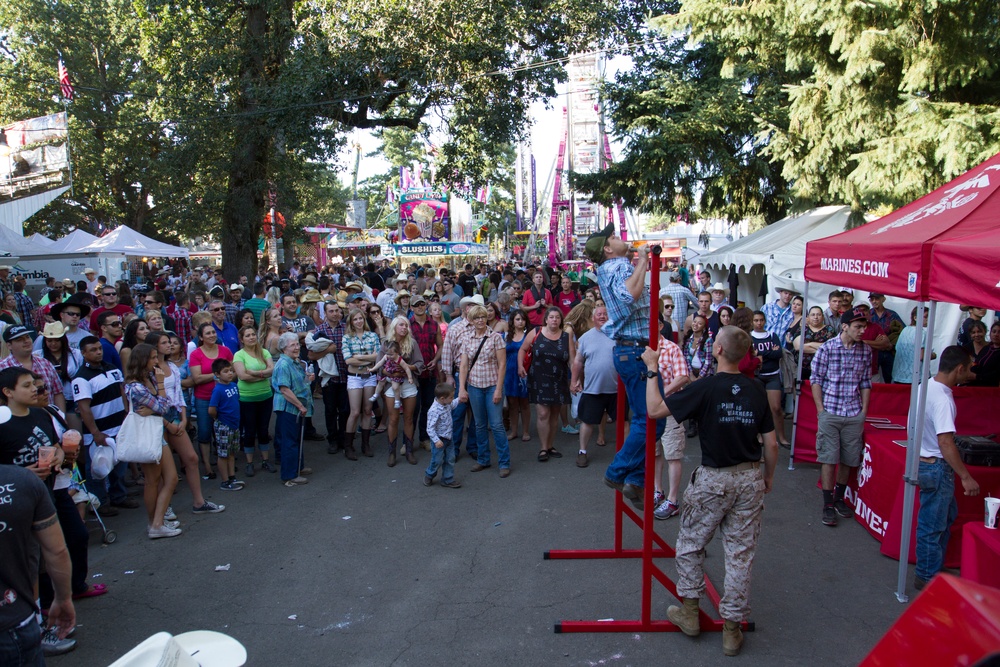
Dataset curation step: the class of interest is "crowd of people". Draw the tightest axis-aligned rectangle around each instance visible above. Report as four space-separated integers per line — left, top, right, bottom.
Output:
0 244 993 660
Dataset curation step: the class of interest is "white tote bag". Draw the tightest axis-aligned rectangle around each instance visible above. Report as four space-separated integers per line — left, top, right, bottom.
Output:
116 394 164 464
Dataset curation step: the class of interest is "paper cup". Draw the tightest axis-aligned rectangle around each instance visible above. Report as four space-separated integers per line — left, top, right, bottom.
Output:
37 446 57 469
986 497 1000 530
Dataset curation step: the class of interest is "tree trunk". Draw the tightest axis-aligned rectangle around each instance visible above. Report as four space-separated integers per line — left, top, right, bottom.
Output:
219 2 271 285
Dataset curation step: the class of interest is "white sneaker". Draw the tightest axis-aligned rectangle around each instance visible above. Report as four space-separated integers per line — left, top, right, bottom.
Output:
149 520 181 530
164 506 177 521
284 476 309 486
41 626 77 656
394 398 402 409
148 524 183 539
369 394 379 403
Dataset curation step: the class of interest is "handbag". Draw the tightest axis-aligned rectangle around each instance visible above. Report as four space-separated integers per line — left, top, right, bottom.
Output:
521 327 542 372
116 393 164 464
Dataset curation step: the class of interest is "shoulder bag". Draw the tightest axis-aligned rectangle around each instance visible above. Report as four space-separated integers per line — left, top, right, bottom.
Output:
116 392 164 464
521 327 542 372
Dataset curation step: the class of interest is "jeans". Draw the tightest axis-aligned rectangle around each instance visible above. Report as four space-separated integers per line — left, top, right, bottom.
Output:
416 376 438 442
240 396 273 452
194 396 213 444
39 489 89 608
916 459 958 581
274 410 304 481
0 618 43 667
321 381 349 447
468 385 510 469
425 437 456 483
451 373 478 456
605 344 665 487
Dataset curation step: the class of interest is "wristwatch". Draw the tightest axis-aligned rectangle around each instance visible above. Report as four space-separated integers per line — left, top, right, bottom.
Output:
645 369 658 379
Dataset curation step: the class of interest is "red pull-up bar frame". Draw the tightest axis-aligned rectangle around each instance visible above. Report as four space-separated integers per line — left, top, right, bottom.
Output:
544 246 754 635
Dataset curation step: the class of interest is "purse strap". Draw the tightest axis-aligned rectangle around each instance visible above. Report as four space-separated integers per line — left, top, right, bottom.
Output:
468 334 490 370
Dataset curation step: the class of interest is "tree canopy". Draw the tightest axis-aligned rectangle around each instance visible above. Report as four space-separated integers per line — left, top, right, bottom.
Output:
576 0 1000 226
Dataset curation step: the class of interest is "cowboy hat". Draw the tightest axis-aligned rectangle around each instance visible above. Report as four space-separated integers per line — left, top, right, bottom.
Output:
393 290 411 304
709 282 729 295
300 289 324 303
51 292 93 319
459 294 485 307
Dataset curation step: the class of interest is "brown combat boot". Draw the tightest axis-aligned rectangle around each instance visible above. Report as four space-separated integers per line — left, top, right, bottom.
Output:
666 597 701 637
722 619 744 656
343 433 358 461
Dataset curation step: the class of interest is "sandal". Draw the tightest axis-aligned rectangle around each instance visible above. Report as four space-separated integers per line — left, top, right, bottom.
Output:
374 426 387 434
537 450 549 462
521 434 531 442
548 448 563 459
73 583 108 600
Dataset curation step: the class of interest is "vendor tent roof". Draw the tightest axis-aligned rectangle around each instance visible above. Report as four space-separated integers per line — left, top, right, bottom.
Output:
76 226 189 258
700 206 852 274
805 151 1000 306
28 233 55 246
48 228 99 253
0 225 55 256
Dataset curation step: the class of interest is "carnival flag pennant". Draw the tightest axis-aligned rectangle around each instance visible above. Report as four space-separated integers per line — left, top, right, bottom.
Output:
58 59 74 100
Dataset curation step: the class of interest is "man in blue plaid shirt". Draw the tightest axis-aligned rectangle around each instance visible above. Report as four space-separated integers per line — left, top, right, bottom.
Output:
810 307 872 527
587 223 665 510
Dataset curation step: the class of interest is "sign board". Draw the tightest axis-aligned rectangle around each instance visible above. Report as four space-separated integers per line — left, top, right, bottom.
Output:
399 190 449 241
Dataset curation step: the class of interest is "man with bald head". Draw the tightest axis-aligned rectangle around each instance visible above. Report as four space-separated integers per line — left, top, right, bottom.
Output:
642 325 778 657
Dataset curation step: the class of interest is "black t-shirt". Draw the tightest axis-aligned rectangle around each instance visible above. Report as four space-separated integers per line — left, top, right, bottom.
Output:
0 408 59 469
457 273 478 299
364 271 385 292
665 372 774 467
0 464 56 630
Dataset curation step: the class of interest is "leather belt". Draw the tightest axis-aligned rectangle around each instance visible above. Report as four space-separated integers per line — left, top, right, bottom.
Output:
705 461 761 473
919 456 939 464
615 339 648 347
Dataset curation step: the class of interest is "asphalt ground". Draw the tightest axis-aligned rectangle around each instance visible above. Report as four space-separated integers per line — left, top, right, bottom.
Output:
62 407 909 666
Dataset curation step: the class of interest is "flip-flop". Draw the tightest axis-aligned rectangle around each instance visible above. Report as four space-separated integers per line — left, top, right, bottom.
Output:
374 427 387 434
73 583 108 599
596 440 607 447
521 434 531 442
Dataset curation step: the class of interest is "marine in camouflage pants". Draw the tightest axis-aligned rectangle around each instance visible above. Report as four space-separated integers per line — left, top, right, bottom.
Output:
675 465 766 622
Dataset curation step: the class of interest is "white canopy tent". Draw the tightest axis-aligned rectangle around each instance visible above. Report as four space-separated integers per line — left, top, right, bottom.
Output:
0 224 55 256
76 226 189 258
28 233 55 246
47 228 99 253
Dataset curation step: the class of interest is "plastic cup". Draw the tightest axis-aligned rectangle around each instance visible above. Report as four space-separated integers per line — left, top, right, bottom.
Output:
37 446 57 469
61 430 82 455
986 497 1000 529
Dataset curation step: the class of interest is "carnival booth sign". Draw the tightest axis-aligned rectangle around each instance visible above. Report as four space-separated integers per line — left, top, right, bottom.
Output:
399 191 449 242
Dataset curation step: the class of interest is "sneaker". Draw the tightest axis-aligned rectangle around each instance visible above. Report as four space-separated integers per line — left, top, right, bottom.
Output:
284 476 308 487
394 398 402 409
822 505 838 526
220 480 243 491
192 501 225 514
576 451 589 468
163 506 177 521
653 490 665 507
304 431 326 441
369 394 378 403
654 500 680 520
561 424 579 434
41 627 77 656
913 575 928 591
149 519 181 530
261 461 276 473
96 504 119 518
245 463 255 477
148 524 183 539
834 499 854 519
440 480 462 488
201 471 217 480
300 467 313 476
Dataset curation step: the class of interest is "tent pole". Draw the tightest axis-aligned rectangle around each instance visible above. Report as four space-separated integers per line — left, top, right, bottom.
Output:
788 281 809 471
895 301 937 603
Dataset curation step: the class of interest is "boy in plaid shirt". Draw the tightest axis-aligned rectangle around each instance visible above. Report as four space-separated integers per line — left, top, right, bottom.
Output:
423 382 462 488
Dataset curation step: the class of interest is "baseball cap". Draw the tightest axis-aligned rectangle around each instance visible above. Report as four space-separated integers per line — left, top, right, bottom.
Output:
868 292 885 298
840 307 868 326
583 223 615 264
2 325 31 343
411 294 427 306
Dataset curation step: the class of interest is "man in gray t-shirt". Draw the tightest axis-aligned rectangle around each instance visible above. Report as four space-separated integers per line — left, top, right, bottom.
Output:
570 305 620 467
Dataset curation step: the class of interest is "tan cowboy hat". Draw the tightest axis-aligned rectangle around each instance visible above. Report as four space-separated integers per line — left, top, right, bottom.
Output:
42 321 68 339
344 281 365 293
394 290 411 304
709 281 730 295
300 274 318 285
300 288 324 303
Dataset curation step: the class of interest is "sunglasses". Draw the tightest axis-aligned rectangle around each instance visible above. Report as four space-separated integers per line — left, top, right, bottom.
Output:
106 321 122 327
103 291 117 296
144 300 157 305
210 307 225 312
63 311 82 317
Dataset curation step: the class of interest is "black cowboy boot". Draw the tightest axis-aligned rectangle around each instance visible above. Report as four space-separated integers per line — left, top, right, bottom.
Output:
404 435 417 465
343 432 358 461
387 437 397 467
360 428 373 458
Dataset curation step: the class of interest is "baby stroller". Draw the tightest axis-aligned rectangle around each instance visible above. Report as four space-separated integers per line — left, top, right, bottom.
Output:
69 465 118 544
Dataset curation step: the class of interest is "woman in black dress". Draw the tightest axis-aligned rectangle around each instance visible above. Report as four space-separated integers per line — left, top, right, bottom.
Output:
518 306 576 462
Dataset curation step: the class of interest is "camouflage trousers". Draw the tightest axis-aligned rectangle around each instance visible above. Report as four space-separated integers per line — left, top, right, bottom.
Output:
675 465 766 622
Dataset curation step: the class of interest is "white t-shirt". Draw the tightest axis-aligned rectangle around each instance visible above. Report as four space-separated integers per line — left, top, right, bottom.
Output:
917 378 956 458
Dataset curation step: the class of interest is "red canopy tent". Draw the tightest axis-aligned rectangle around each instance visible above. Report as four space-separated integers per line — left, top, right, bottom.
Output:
804 150 1000 604
805 152 1000 307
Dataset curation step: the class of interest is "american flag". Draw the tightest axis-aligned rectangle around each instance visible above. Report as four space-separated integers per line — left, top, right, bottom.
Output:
58 59 74 100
